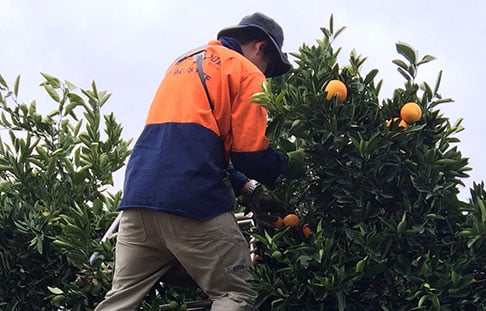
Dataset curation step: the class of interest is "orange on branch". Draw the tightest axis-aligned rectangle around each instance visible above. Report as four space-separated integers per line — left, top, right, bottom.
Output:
400 102 422 123
273 216 284 228
386 117 408 130
282 213 300 228
324 80 347 103
301 224 312 239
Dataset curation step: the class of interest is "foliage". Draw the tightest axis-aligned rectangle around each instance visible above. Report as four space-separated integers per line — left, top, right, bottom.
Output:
249 15 486 310
1 14 486 311
0 73 131 310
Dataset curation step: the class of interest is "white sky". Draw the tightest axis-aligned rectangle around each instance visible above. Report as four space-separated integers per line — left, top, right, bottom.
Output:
1 0 485 198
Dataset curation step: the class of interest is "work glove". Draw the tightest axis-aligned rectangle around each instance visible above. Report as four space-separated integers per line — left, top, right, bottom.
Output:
241 182 286 229
285 148 306 179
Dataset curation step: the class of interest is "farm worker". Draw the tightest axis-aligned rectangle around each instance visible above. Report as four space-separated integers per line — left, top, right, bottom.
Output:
96 12 300 311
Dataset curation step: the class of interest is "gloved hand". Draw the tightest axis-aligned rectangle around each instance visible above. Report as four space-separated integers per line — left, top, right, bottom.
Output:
252 193 285 215
241 182 285 216
285 148 306 179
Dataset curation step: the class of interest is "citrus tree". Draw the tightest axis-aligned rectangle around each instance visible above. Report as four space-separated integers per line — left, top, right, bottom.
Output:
3 15 485 311
249 16 486 310
0 74 131 310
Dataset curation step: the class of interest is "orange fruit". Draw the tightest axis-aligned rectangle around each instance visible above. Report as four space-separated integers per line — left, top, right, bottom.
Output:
400 102 422 123
385 117 398 127
386 117 408 130
399 119 409 130
282 213 300 228
324 80 347 103
273 216 284 228
301 224 312 239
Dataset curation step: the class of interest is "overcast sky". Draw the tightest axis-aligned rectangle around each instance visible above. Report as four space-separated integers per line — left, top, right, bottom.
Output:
1 0 485 198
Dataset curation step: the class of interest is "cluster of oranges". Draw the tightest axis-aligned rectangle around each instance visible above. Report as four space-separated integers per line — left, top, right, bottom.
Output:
252 213 312 264
386 102 422 130
322 79 423 131
273 213 312 239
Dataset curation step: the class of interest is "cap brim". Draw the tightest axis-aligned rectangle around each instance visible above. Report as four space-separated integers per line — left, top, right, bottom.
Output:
217 25 292 77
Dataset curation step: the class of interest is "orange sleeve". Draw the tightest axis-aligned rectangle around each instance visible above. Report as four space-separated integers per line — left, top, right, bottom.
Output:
229 71 270 152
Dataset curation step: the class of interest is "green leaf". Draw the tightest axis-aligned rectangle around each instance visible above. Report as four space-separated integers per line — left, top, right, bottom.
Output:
418 295 427 308
67 93 85 106
329 14 334 34
364 69 379 85
430 97 454 108
100 92 112 106
355 255 368 273
1 111 11 127
397 211 407 234
271 298 285 309
336 291 346 311
396 42 417 64
63 102 77 116
36 236 44 254
431 294 440 309
451 270 460 285
434 70 442 95
417 54 436 66
43 84 60 102
397 67 412 81
47 286 64 295
0 73 8 89
478 199 486 223
13 75 20 97
65 80 77 90
297 255 313 269
456 229 474 237
392 59 408 71
41 72 61 88
335 26 346 38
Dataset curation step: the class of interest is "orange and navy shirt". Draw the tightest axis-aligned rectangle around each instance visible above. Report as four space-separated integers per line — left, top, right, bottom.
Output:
119 40 288 220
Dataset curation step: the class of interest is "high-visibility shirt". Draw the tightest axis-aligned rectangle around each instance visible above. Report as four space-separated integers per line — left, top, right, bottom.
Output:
119 40 288 220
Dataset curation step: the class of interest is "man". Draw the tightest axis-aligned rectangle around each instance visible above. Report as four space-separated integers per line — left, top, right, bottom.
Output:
96 12 293 310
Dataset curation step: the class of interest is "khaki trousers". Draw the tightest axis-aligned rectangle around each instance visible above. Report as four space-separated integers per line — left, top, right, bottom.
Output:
95 208 256 311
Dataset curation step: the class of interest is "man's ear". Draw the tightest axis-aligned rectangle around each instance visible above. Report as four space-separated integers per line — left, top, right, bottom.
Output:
254 40 268 55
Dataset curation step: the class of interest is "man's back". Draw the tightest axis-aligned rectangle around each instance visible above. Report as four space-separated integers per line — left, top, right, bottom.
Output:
119 40 273 221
